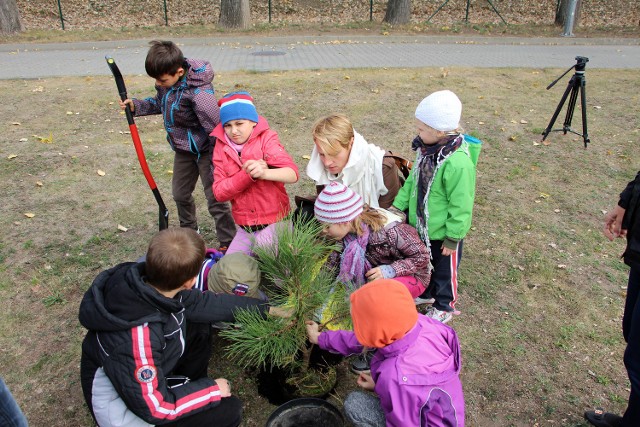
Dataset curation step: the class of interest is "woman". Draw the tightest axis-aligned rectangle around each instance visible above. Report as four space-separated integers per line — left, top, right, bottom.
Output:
306 114 401 209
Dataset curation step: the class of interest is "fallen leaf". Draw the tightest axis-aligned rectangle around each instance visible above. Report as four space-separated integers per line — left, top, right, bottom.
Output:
24 213 35 218
8 154 17 159
509 135 517 141
167 170 173 175
66 111 73 115
12 122 20 126
97 170 106 176
117 224 129 232
557 264 567 269
539 193 550 199
302 155 311 160
36 181 43 187
520 119 528 124
19 138 28 142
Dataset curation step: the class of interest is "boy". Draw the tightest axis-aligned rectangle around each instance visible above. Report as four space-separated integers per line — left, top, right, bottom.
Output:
306 279 464 426
79 228 286 426
119 40 235 249
392 90 478 324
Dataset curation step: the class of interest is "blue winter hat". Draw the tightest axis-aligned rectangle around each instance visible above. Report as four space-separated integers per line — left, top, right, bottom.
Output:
218 91 259 125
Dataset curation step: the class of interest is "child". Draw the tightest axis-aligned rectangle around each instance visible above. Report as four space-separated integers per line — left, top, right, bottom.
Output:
119 40 236 249
315 181 431 298
306 279 464 427
79 227 287 427
392 90 477 324
211 91 299 255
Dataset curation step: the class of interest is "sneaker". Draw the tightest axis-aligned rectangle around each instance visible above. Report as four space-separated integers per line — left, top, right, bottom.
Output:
350 351 375 375
414 296 435 305
584 408 623 427
424 306 453 324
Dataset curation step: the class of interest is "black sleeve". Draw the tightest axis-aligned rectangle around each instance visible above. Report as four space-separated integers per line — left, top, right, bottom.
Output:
179 289 269 323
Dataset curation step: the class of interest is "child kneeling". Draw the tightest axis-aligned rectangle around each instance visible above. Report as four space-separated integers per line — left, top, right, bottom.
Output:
306 279 464 427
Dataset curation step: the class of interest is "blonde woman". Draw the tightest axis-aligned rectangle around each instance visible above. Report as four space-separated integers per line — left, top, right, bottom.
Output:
306 114 401 209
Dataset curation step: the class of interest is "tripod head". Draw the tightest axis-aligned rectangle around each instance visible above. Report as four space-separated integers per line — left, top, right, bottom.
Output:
547 56 589 90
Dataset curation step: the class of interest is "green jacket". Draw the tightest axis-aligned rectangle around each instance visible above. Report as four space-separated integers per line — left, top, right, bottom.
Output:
392 141 477 249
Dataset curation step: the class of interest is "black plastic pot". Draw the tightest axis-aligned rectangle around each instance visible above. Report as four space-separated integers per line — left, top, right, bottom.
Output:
265 397 344 427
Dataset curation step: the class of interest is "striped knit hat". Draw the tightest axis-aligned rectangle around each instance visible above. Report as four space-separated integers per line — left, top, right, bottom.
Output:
218 91 259 125
314 182 363 223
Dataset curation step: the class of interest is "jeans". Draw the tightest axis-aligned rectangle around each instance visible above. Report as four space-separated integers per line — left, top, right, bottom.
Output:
0 377 27 427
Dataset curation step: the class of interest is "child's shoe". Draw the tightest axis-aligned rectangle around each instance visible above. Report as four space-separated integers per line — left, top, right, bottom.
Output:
414 296 436 305
425 306 453 324
350 350 375 375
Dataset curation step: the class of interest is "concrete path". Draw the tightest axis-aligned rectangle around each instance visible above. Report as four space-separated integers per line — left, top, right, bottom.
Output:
1 35 638 79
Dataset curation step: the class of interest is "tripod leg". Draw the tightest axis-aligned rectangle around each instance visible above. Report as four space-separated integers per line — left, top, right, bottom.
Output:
562 76 580 134
542 76 574 141
579 76 589 147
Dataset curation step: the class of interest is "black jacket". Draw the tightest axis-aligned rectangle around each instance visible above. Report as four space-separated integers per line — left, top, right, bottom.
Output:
619 171 640 268
79 262 268 425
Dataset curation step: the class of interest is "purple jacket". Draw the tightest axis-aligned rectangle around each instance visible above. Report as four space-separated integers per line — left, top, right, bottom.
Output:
132 58 220 155
318 316 465 427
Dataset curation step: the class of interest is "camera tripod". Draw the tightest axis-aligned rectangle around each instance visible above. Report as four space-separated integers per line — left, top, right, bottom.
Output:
541 56 590 148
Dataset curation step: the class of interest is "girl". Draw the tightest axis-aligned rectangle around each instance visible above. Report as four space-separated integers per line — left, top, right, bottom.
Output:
211 91 299 255
314 181 430 298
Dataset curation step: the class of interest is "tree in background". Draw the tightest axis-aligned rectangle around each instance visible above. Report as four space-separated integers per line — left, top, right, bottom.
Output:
219 0 251 29
384 0 411 25
555 0 582 27
0 0 23 34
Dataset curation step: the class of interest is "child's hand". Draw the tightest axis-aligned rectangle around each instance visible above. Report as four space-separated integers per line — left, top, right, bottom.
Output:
357 372 375 391
365 267 384 282
242 159 268 180
215 378 232 397
441 245 454 257
118 98 135 113
305 320 321 345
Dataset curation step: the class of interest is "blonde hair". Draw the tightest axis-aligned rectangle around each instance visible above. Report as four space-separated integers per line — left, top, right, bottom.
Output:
312 114 354 156
350 205 386 236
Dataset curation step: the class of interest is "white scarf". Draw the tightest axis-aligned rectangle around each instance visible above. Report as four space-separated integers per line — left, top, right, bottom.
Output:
306 130 387 208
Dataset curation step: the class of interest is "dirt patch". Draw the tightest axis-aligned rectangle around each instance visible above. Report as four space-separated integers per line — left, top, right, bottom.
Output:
0 66 638 426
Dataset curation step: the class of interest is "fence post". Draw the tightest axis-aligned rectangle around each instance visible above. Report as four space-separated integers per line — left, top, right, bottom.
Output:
163 0 169 25
370 0 373 21
562 0 578 37
269 0 272 23
57 0 65 30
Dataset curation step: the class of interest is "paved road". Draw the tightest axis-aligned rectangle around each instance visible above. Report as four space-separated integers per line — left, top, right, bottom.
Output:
1 35 639 79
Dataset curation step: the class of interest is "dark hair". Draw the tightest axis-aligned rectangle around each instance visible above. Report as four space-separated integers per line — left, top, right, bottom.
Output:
145 228 205 292
144 40 185 79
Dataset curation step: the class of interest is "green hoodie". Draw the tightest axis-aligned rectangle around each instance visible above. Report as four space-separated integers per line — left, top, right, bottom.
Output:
392 139 477 250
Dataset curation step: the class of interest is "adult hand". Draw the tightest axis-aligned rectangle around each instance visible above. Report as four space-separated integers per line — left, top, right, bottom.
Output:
305 320 321 345
357 372 375 391
215 378 231 397
118 98 135 113
242 159 268 180
604 205 626 241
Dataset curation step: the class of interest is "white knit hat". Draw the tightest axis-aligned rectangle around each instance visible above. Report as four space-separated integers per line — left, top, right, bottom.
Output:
415 90 462 132
314 182 363 223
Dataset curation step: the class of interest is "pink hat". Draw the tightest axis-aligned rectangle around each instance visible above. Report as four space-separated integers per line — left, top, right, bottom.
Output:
314 182 363 223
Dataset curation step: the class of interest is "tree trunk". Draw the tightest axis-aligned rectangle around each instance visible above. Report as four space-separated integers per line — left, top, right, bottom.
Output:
555 0 582 27
0 0 23 34
383 0 411 25
219 0 251 29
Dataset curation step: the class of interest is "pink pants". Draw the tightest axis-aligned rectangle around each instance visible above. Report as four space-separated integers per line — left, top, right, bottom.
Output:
393 276 427 299
225 222 284 256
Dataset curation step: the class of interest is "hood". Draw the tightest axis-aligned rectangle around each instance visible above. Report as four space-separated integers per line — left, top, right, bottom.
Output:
210 115 270 142
78 262 182 332
184 58 214 88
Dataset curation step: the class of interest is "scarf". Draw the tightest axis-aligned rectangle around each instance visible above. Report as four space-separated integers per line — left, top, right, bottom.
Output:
306 130 387 208
412 134 464 245
338 221 372 291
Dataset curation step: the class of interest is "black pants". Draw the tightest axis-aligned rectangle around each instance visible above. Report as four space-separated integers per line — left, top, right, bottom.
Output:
423 239 463 312
164 323 242 427
622 266 640 425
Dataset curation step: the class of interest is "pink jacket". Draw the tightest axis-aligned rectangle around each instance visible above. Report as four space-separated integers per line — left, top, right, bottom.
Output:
211 116 299 227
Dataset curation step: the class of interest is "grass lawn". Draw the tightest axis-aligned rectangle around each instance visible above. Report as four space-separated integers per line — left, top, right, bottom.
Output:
0 64 638 426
